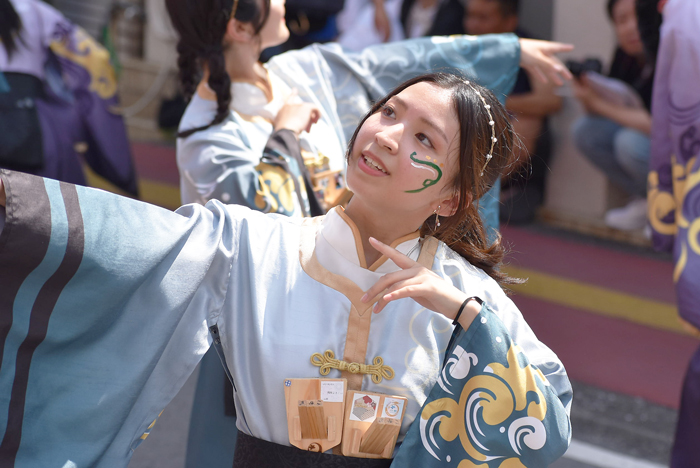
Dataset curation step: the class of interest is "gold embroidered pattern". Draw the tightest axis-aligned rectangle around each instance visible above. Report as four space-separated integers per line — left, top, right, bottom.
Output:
311 350 395 384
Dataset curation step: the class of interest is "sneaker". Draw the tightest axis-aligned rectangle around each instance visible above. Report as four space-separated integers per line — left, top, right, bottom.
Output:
604 198 648 231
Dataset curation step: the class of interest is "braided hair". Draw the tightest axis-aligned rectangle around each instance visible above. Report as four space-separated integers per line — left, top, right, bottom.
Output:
0 0 23 59
165 0 271 138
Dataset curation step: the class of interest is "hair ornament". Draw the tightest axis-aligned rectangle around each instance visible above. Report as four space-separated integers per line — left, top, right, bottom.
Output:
230 0 240 19
463 80 497 176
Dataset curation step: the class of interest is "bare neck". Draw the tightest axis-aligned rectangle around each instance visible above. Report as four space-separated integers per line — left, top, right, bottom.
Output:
343 201 423 266
197 44 271 101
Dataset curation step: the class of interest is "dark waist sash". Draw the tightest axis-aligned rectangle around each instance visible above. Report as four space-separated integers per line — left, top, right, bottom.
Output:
0 72 44 170
233 432 393 468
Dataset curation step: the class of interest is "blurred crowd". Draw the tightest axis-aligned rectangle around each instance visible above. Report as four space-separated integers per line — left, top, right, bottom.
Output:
0 0 667 232
263 0 660 231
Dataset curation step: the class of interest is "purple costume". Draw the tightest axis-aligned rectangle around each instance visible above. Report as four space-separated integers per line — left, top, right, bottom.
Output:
0 0 137 195
646 0 700 465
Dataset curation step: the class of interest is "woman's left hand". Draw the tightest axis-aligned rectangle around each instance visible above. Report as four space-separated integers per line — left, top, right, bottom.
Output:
361 238 478 327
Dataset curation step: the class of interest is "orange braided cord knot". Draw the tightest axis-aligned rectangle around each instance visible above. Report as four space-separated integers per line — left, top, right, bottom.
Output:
310 350 395 384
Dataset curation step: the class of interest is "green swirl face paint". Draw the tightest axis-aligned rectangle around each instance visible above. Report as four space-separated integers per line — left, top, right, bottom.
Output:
404 152 443 193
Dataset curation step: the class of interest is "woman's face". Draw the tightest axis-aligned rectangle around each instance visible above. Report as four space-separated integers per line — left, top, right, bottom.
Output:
346 82 461 219
259 0 289 50
612 0 644 57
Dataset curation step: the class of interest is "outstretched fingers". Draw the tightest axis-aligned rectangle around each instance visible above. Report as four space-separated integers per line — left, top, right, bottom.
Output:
520 39 574 86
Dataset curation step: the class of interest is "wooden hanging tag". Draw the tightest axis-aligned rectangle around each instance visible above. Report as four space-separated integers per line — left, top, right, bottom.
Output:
284 378 346 452
340 390 407 459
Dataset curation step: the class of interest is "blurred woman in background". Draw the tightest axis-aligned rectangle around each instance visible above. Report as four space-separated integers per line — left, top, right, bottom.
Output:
0 0 137 195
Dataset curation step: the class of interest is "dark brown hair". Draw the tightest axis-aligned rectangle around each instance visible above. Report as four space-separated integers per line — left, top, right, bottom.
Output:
0 0 23 59
165 0 271 138
346 72 518 285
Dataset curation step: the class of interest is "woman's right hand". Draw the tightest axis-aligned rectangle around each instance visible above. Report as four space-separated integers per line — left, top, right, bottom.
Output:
0 178 5 207
519 38 574 87
274 101 321 135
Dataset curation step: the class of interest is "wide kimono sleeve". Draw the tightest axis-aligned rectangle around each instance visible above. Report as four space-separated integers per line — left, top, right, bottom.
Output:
0 170 238 467
327 33 520 104
391 246 572 467
270 34 520 145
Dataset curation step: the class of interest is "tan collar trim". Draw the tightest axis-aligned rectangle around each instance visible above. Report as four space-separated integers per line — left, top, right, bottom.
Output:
335 207 368 269
299 217 439 390
368 231 421 272
335 207 421 272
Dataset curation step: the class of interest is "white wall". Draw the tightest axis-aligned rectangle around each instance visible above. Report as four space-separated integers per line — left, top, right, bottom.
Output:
544 0 621 222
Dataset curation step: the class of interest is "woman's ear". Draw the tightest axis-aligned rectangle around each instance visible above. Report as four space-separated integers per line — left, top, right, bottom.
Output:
224 17 255 43
438 191 468 217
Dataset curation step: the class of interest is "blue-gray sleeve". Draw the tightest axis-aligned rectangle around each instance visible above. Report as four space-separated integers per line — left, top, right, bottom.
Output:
0 169 237 467
322 33 521 103
179 125 310 217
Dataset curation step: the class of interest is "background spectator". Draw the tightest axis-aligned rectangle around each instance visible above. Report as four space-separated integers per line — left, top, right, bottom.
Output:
571 0 654 232
464 0 562 224
0 0 137 195
400 0 466 38
336 0 404 52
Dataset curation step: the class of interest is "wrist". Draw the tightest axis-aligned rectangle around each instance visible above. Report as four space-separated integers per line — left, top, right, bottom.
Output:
452 296 482 328
273 126 300 137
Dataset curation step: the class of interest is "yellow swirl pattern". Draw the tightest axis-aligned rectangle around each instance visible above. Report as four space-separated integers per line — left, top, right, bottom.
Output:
648 170 678 236
674 243 688 283
253 162 298 214
684 165 700 257
49 27 117 99
420 343 548 467
689 216 700 257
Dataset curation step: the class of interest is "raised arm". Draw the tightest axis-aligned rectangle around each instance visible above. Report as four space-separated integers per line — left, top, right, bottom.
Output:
322 34 572 104
178 109 321 216
0 169 236 466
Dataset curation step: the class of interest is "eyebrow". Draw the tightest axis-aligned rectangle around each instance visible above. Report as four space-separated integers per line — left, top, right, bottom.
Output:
391 95 449 145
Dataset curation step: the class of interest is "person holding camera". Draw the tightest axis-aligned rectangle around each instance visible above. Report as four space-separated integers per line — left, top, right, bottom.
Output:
463 0 563 225
571 0 654 232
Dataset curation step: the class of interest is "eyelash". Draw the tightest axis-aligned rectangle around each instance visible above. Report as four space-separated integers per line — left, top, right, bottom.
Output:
380 104 434 149
417 133 433 148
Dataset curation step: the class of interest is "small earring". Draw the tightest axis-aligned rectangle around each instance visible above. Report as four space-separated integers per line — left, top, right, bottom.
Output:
434 205 441 227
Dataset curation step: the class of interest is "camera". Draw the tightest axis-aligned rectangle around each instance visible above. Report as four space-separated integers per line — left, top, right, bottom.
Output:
565 58 603 78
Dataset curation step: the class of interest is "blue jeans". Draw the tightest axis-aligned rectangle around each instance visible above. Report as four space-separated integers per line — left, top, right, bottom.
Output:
572 116 650 198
